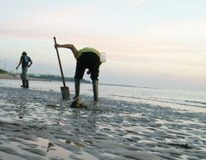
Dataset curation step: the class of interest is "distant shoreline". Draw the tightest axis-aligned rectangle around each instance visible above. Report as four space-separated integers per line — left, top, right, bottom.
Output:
0 73 90 83
0 73 52 81
0 73 19 80
0 68 91 83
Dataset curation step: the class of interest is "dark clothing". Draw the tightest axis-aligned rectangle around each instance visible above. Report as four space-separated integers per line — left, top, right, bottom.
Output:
75 52 100 80
20 55 31 69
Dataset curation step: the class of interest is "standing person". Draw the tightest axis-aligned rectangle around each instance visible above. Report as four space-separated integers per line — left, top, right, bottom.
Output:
55 43 105 101
16 52 33 88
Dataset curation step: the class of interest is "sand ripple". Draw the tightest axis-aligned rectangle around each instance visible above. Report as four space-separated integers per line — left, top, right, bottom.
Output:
0 86 206 160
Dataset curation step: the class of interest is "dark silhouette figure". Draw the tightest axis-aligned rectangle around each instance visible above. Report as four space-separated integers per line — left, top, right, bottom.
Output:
16 52 32 88
55 43 105 101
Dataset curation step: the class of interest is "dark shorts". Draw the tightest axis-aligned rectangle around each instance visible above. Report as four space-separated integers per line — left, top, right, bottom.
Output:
75 52 100 80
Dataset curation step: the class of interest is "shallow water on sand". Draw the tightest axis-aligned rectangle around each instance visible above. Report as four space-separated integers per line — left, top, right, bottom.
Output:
0 79 206 160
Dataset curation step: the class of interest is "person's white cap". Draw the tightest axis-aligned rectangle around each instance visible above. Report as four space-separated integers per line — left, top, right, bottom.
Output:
100 52 106 63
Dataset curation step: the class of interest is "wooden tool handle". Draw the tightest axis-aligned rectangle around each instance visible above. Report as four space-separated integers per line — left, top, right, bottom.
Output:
53 37 66 87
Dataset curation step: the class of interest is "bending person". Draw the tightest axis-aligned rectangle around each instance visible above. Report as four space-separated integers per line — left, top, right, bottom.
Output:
55 43 102 101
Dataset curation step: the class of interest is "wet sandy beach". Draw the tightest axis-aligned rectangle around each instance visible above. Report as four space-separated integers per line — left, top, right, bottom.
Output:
0 86 206 160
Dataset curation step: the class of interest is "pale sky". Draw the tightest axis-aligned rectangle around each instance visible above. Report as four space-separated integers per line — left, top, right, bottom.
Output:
0 0 206 91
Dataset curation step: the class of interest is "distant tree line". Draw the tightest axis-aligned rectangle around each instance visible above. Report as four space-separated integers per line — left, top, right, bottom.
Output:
28 73 91 83
0 68 8 74
0 68 90 83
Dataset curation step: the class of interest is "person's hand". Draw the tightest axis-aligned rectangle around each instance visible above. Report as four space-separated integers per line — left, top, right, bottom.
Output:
87 69 91 75
54 44 59 48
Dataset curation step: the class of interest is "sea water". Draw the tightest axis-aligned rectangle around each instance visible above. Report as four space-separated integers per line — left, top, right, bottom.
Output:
1 79 205 113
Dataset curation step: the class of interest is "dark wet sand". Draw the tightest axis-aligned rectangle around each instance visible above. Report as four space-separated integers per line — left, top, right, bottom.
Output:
0 86 206 160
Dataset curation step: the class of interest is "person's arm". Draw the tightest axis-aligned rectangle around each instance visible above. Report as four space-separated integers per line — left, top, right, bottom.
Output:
28 60 33 67
55 44 78 60
16 60 22 70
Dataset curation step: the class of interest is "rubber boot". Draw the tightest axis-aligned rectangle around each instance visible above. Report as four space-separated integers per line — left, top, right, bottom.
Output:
92 80 98 101
73 79 80 99
21 79 25 88
25 80 29 88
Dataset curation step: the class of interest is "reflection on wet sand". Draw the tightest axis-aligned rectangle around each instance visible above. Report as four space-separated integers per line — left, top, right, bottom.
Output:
0 86 206 160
